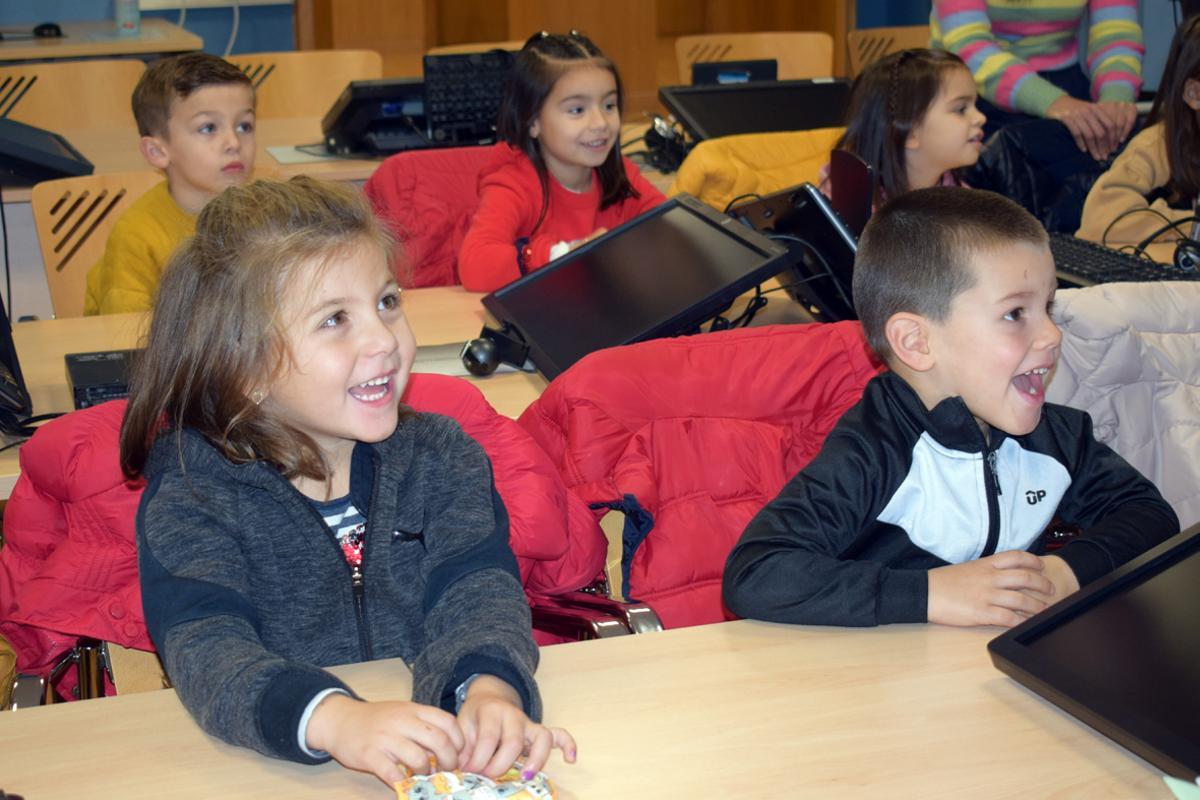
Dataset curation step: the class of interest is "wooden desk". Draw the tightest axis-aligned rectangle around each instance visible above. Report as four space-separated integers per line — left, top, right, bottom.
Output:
0 18 201 63
0 620 1169 798
0 286 548 498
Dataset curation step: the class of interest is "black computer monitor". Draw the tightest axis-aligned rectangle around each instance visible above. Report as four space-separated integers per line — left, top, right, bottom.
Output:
729 183 858 322
989 523 1200 782
690 59 778 85
0 286 33 435
321 77 427 156
659 79 851 142
481 194 789 380
0 118 93 183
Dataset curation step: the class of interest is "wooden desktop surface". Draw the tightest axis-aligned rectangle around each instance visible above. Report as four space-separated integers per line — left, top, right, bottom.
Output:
0 619 1169 798
0 18 202 63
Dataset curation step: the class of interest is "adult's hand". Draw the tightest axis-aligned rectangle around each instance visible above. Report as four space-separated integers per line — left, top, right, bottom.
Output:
1046 95 1123 161
1096 100 1138 147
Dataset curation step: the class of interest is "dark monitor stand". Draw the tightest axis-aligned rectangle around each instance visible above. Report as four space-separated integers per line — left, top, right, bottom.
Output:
0 285 35 437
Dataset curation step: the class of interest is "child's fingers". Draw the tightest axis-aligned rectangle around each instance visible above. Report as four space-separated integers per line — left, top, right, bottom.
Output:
482 716 526 778
463 712 503 773
414 705 467 753
991 588 1048 619
522 727 554 776
550 727 577 763
994 567 1053 597
365 750 412 787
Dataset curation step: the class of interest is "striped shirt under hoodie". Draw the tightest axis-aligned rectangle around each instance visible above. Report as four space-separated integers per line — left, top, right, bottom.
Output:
931 0 1143 117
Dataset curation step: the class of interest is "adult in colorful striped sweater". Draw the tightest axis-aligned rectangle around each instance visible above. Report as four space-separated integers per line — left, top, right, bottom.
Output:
932 0 1143 162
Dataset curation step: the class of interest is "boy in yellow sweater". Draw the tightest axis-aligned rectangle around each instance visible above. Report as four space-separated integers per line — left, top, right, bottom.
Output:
84 53 255 315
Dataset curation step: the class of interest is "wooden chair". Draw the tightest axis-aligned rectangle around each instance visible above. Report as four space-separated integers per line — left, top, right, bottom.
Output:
227 49 382 118
846 25 932 78
426 40 524 56
674 32 833 83
31 170 162 319
0 59 145 130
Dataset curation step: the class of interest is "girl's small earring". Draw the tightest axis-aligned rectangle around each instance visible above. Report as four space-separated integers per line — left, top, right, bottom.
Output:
250 389 266 406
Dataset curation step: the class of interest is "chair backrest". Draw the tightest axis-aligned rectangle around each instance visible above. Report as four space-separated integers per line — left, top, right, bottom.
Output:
227 49 382 118
426 40 524 56
846 25 932 78
363 143 499 287
31 170 163 319
674 32 833 83
0 59 145 130
518 322 883 629
1045 281 1200 530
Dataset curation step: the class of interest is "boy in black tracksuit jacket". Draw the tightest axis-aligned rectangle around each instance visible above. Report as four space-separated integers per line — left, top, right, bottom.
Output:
723 188 1178 628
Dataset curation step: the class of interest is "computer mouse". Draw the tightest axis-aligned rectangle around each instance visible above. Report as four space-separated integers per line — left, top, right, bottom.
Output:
34 22 63 38
460 337 499 376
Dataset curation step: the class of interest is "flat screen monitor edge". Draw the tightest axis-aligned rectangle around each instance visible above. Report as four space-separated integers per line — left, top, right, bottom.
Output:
481 194 789 380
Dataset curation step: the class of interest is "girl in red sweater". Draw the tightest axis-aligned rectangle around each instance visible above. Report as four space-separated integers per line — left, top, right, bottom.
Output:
458 31 666 292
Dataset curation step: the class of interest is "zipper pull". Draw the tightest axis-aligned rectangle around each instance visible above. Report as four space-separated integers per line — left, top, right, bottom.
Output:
987 451 1001 495
350 563 364 589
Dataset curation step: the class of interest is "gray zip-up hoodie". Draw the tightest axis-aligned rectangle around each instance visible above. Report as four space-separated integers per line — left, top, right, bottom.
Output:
137 412 541 764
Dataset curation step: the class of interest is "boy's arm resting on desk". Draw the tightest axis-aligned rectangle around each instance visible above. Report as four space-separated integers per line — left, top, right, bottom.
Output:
722 431 927 627
137 477 352 764
1046 408 1180 586
409 421 542 722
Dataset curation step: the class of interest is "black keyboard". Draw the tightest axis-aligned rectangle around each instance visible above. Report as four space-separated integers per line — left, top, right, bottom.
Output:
422 50 514 145
1049 233 1196 287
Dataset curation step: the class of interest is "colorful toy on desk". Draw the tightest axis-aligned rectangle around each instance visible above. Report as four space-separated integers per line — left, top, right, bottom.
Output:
395 766 555 800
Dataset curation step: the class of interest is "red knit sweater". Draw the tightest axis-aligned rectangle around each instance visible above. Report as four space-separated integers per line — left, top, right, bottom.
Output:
457 143 667 292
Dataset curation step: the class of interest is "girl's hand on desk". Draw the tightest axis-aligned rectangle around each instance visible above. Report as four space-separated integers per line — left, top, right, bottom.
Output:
457 675 577 779
306 693 464 785
927 550 1055 627
568 227 608 251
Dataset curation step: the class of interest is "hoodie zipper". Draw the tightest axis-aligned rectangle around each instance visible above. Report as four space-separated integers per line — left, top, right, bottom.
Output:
981 447 1002 556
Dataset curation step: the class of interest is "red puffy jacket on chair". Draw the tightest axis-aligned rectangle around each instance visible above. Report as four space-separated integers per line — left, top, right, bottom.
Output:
363 145 499 287
518 322 883 629
0 373 607 696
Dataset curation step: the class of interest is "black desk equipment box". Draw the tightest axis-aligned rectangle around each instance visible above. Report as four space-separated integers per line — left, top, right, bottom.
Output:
659 79 851 142
989 523 1200 782
0 117 93 182
481 194 789 380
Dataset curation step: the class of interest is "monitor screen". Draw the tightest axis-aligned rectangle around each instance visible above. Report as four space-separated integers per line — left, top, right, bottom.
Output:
730 183 858 322
659 79 850 141
482 195 789 379
989 524 1200 781
0 118 93 183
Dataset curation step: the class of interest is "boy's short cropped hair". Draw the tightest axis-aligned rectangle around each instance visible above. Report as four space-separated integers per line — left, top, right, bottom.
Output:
853 186 1048 361
132 52 254 138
